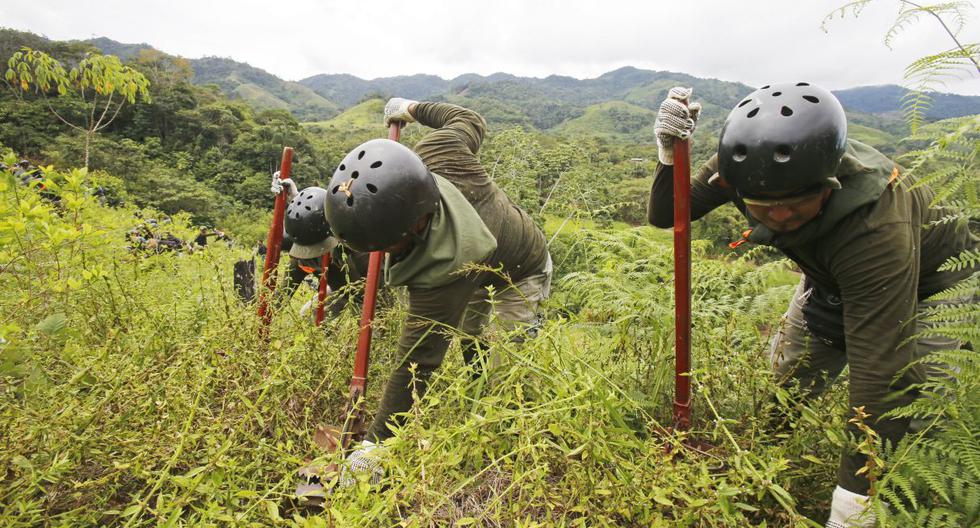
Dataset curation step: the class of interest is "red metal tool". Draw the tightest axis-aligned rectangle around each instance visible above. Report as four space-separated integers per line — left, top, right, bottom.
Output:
314 253 331 326
257 147 294 335
672 138 692 432
336 121 401 448
295 124 401 503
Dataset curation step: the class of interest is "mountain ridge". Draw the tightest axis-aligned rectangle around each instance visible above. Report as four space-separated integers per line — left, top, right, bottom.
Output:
4 32 975 126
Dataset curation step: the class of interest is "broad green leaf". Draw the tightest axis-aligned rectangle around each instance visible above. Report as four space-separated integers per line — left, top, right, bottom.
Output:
36 313 67 335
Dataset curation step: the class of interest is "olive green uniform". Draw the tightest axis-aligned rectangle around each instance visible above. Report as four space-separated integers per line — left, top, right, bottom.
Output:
278 244 370 317
368 103 551 441
648 139 977 493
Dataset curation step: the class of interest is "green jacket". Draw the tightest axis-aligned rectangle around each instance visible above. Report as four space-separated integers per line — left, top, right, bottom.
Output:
369 103 549 441
278 244 369 306
385 174 498 289
648 139 977 493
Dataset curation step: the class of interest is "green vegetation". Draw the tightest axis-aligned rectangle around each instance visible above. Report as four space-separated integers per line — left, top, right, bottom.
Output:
1 32 333 231
5 48 152 168
191 57 339 122
0 156 834 526
4 151 973 526
1 11 977 525
552 101 657 142
845 123 900 154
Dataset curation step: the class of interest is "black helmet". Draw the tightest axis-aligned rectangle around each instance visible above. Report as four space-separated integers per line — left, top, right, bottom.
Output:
325 139 440 253
718 82 846 197
285 187 331 244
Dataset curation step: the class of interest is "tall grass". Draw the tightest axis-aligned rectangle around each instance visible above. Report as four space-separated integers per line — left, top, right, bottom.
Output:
1 158 852 526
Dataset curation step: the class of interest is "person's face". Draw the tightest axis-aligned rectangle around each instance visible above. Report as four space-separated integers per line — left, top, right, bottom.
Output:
381 214 432 255
742 187 833 233
383 234 414 255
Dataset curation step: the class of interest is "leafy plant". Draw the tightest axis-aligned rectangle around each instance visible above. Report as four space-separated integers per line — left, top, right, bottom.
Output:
822 0 980 131
0 154 839 526
4 48 151 168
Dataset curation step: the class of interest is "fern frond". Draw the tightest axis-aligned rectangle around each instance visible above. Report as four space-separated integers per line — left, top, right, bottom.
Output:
905 45 980 86
927 211 977 228
927 273 979 300
937 251 980 272
902 45 980 130
820 0 875 32
918 302 980 325
902 89 934 132
880 476 916 513
928 173 969 204
886 2 925 49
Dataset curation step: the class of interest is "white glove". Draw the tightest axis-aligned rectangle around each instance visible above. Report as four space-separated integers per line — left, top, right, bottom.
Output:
270 171 298 201
338 440 384 488
654 87 702 165
299 298 315 318
826 486 876 528
384 97 418 127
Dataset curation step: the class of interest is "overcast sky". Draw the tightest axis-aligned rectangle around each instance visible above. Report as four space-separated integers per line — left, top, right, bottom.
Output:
3 0 979 94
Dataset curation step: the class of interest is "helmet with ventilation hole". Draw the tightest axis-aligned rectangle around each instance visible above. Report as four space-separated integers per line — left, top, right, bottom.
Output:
324 139 441 253
718 82 846 197
285 187 331 244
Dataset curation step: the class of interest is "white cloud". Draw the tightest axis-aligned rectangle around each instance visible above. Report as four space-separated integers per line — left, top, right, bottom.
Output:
1 0 977 93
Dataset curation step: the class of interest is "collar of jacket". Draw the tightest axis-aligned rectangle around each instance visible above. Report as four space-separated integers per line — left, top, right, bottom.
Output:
385 173 498 288
746 139 896 249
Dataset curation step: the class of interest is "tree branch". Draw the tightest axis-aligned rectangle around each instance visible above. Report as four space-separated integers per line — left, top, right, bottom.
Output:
2 79 26 101
94 97 125 133
88 91 98 132
92 91 114 132
40 92 84 132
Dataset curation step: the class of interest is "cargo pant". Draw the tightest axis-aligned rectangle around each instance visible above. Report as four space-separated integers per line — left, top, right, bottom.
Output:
768 275 967 420
368 254 553 441
458 254 553 374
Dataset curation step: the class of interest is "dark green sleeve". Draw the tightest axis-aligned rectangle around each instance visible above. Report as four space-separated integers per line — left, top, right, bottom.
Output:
368 277 479 441
647 154 733 228
830 221 921 494
413 102 486 155
411 103 490 193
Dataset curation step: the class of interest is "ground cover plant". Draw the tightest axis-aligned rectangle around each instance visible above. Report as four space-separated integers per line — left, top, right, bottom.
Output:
3 147 972 527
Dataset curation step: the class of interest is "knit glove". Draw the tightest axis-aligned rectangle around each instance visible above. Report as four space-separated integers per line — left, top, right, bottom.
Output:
654 87 702 165
384 97 418 127
270 171 298 202
299 297 315 319
338 440 384 488
826 486 876 528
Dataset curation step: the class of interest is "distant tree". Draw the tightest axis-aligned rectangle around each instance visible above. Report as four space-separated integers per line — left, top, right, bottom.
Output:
4 48 151 168
134 49 192 90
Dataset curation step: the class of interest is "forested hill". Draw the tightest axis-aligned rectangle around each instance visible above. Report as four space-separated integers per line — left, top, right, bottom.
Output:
832 84 980 120
189 57 339 121
71 35 980 127
300 66 980 124
89 39 340 121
